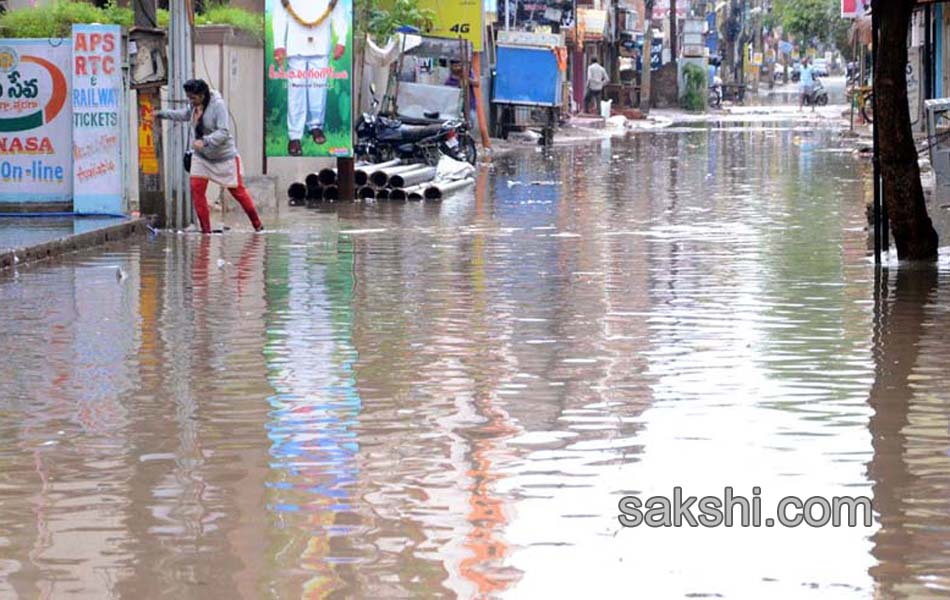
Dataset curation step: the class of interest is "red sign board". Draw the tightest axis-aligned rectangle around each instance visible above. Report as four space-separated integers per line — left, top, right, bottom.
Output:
841 0 870 18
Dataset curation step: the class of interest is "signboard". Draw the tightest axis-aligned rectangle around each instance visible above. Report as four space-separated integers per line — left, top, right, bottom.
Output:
841 0 870 18
497 30 563 48
137 93 160 193
493 46 560 106
71 24 122 214
683 21 704 58
682 19 704 34
706 12 718 54
578 8 608 40
0 39 72 205
652 0 687 20
497 0 573 34
634 36 663 72
266 0 353 158
683 44 705 58
418 0 483 52
908 51 921 126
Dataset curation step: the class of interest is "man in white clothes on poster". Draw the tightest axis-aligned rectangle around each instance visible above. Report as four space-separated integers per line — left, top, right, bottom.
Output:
272 0 348 156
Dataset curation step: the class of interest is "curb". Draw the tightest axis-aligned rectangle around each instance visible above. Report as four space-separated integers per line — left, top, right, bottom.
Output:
0 218 149 271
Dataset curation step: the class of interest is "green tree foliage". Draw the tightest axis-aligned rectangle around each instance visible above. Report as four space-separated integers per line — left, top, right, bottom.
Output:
0 0 260 39
355 0 434 44
772 0 846 47
197 4 264 38
681 63 706 112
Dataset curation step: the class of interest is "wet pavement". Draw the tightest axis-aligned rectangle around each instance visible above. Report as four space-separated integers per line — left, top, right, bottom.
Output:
0 216 132 252
2 113 950 599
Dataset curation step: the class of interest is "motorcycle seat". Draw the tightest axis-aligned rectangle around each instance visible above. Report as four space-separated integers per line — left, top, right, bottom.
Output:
381 123 445 142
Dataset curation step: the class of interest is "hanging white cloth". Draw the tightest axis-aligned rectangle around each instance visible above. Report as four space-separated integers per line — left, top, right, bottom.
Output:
359 33 423 115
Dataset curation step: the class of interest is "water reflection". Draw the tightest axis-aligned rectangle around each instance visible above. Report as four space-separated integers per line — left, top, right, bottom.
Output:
868 267 950 598
6 123 950 599
263 232 361 598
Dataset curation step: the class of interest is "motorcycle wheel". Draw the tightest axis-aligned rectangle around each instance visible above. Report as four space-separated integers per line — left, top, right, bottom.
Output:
373 146 395 164
419 145 442 167
356 144 394 164
707 91 721 108
816 94 828 107
448 134 477 165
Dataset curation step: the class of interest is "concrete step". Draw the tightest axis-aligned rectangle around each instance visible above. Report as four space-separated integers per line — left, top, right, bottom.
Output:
213 175 279 215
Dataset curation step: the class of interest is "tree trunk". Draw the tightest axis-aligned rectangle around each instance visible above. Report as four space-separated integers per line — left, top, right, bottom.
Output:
640 5 654 113
876 0 938 261
867 268 936 596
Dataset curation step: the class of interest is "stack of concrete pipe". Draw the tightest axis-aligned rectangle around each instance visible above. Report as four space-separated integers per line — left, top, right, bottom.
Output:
287 160 475 205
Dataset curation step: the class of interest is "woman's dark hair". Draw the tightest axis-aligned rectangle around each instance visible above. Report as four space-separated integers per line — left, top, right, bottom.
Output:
183 79 210 105
183 79 211 138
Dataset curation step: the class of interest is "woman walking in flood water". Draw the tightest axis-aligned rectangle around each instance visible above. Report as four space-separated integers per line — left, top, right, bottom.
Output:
157 79 264 233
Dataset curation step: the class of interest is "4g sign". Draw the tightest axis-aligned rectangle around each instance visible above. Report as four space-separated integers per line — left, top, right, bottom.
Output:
420 0 482 51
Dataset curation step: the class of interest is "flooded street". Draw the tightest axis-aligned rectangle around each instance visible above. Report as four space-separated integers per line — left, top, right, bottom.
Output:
3 118 949 599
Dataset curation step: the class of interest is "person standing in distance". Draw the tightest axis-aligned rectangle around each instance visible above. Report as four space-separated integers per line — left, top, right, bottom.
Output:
585 57 609 115
272 0 348 156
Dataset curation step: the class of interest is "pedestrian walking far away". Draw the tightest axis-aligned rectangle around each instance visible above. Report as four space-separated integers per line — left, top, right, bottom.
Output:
585 58 609 115
157 79 264 234
799 57 816 113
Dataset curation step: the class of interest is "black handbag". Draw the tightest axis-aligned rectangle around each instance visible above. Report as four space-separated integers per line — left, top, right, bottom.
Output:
183 110 195 172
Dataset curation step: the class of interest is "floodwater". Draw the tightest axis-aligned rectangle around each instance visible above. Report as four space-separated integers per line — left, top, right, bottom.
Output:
2 118 949 599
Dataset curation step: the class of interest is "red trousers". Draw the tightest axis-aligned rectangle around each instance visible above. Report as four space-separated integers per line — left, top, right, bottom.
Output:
189 157 262 233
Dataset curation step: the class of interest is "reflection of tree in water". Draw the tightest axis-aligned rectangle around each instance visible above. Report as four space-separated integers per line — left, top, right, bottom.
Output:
753 127 872 410
866 267 950 597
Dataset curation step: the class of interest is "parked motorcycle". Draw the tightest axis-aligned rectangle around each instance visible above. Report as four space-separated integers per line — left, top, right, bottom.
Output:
355 85 477 166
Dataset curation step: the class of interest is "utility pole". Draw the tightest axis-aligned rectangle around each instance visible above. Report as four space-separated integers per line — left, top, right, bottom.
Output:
670 0 678 60
641 0 655 113
166 0 194 230
766 0 774 90
753 0 761 93
131 0 167 226
737 0 747 88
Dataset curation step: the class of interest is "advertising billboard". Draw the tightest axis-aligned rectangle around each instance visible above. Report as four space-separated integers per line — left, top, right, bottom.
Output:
0 39 71 205
71 24 123 214
266 0 354 158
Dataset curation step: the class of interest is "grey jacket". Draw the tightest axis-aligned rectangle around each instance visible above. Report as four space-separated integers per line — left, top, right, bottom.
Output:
158 90 237 162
